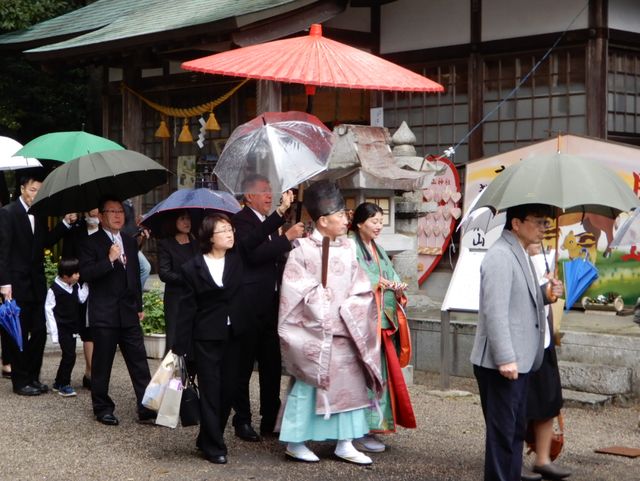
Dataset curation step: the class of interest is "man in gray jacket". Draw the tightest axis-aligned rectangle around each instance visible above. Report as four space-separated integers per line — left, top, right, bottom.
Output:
470 204 563 481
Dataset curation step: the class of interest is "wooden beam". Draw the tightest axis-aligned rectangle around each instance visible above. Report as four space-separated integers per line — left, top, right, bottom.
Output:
468 0 483 161
586 0 608 139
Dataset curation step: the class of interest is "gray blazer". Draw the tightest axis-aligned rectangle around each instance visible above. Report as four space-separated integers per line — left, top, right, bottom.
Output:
469 230 547 373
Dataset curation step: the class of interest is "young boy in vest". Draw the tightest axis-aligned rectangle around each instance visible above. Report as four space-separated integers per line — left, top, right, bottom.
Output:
45 258 89 397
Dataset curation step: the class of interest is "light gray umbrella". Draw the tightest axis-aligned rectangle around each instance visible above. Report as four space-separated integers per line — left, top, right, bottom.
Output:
609 209 640 249
470 153 639 216
29 149 168 216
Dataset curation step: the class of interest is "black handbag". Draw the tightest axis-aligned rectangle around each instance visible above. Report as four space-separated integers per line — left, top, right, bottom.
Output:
179 358 200 427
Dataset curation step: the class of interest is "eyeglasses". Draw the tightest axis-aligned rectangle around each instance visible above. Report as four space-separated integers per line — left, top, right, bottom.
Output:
524 217 551 229
101 209 125 215
213 226 235 234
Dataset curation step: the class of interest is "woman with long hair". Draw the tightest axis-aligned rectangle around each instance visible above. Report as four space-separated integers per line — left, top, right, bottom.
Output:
349 202 416 453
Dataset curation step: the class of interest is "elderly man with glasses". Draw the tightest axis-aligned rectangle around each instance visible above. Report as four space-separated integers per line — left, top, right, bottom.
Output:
79 195 154 426
470 204 564 481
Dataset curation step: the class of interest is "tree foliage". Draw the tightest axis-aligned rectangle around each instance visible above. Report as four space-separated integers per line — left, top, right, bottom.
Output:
0 1 95 142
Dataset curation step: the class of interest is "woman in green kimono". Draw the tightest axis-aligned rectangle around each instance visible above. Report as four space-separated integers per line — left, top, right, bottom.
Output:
350 202 416 453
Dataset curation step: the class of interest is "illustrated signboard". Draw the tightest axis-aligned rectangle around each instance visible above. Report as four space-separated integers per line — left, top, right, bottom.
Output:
460 134 640 307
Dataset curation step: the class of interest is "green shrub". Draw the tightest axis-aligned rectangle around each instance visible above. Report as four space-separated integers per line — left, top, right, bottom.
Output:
142 289 165 334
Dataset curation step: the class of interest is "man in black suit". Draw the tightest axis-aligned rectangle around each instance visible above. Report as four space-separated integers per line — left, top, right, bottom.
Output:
231 174 305 440
0 174 75 396
79 196 153 426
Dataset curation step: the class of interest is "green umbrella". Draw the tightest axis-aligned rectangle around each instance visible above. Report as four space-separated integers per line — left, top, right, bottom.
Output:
28 150 168 216
471 153 639 216
15 131 124 162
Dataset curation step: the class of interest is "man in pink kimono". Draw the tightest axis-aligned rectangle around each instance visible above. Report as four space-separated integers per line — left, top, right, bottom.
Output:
278 181 384 465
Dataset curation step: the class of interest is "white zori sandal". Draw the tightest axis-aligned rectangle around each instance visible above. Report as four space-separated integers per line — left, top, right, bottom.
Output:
334 439 373 465
285 442 320 462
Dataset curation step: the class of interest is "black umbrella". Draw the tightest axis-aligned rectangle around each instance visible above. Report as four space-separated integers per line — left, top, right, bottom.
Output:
29 150 169 216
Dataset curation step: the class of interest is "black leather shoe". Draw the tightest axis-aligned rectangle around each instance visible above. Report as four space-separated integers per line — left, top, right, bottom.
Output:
82 376 91 390
14 385 42 396
138 408 156 424
234 423 260 442
522 468 543 481
30 381 49 393
205 454 227 464
533 463 572 480
2 370 11 379
96 413 119 426
260 430 279 439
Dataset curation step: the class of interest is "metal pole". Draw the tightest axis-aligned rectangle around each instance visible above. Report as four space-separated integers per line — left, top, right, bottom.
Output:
440 309 451 389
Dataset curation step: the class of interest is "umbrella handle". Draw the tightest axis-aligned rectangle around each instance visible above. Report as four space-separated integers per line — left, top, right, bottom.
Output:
295 185 305 223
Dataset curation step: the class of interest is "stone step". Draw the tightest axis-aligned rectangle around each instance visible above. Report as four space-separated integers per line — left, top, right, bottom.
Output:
558 360 632 395
562 388 612 409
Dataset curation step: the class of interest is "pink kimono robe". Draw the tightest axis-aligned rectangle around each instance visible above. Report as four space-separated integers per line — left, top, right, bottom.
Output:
278 231 384 416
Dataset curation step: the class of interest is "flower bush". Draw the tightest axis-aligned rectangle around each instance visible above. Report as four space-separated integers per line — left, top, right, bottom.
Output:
142 289 165 335
44 249 58 287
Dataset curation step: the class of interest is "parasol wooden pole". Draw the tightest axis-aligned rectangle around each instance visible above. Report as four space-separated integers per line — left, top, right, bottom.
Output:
321 236 330 288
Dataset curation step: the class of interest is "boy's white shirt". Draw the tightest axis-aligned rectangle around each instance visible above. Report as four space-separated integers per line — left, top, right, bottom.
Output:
45 277 89 344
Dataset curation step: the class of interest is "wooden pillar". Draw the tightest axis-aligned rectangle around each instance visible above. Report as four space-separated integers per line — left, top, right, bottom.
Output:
468 0 484 161
586 0 608 139
121 59 144 214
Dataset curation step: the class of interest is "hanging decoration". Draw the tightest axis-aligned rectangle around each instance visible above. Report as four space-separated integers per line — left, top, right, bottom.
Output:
154 117 171 138
121 80 249 140
178 119 194 143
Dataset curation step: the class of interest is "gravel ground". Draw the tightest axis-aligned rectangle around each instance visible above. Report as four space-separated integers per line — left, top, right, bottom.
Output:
0 351 638 481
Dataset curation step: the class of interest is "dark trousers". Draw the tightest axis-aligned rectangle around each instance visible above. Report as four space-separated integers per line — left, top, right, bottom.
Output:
8 301 47 390
54 326 77 386
195 336 239 459
474 365 530 481
1 328 12 366
232 301 281 432
91 325 151 417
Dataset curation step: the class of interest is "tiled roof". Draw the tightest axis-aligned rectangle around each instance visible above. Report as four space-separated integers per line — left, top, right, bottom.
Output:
0 0 305 53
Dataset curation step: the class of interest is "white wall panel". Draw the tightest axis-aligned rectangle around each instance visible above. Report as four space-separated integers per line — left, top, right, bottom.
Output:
324 5 371 32
609 0 640 34
380 0 470 54
482 0 588 41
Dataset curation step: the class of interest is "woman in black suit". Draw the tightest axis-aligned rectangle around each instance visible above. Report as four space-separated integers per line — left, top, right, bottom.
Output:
173 212 280 464
156 210 198 351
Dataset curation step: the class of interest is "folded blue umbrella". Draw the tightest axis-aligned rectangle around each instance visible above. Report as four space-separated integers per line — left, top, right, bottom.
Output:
0 300 23 351
140 188 241 236
563 255 599 311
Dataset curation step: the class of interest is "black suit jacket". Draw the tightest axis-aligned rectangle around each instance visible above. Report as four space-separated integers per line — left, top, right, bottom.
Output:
0 200 69 303
232 207 290 300
79 228 142 328
173 214 282 355
157 237 199 295
174 251 245 355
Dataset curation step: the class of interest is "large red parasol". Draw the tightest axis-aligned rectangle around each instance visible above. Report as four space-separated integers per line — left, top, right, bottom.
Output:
182 24 443 94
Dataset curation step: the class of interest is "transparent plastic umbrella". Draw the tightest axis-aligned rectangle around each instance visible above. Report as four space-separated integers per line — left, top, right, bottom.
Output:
213 111 334 195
